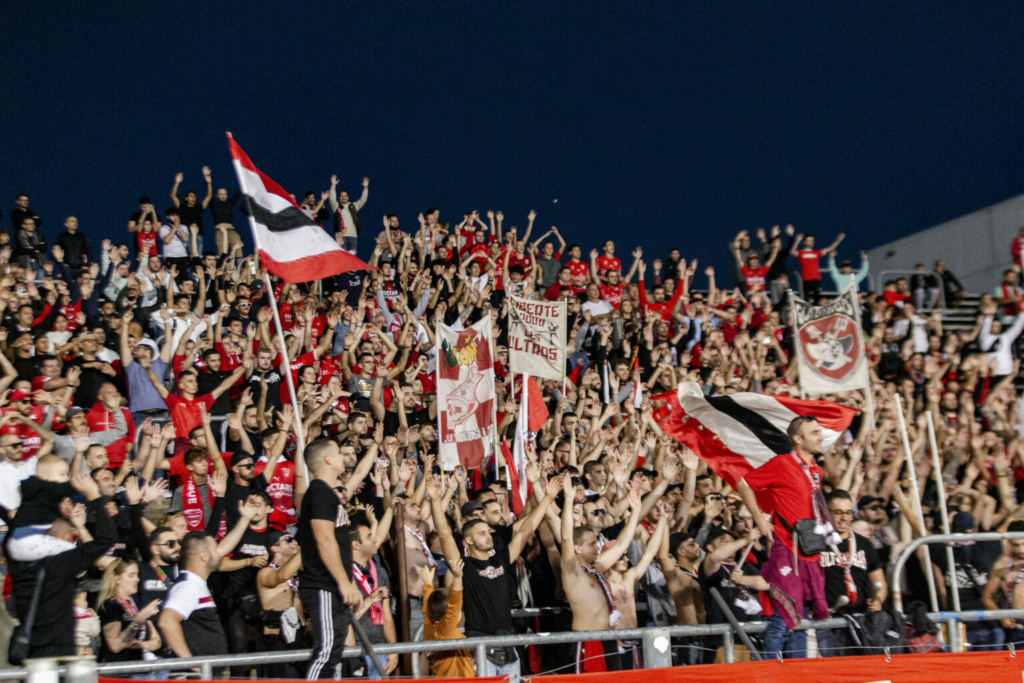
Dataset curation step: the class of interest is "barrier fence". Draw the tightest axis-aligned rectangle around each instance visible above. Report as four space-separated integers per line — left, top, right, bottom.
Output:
10 607 1024 681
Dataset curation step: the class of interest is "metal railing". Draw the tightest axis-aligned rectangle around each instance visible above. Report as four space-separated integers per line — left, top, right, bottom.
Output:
876 269 946 309
890 531 1024 652
11 607 1024 680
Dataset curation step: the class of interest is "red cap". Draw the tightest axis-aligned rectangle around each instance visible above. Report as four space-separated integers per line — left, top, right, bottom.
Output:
9 389 31 402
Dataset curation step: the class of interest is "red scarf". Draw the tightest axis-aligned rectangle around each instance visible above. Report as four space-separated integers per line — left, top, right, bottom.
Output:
182 476 212 531
351 561 384 625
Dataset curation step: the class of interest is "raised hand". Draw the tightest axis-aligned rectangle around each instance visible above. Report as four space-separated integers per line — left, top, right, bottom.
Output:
175 172 184 183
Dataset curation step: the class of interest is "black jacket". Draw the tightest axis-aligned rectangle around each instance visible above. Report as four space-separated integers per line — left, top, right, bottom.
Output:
9 496 116 659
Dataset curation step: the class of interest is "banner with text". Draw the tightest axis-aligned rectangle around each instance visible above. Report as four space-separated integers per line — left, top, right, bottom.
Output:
792 286 869 395
508 296 566 381
436 317 497 471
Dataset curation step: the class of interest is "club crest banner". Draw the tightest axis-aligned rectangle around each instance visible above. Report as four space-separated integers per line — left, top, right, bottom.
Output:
792 286 869 395
436 317 497 470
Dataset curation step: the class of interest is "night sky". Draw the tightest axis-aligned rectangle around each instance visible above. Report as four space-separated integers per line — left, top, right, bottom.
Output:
3 2 1023 278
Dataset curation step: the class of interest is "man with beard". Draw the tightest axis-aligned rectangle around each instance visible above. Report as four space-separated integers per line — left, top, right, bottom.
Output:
428 470 558 677
659 530 706 664
736 415 831 660
136 526 182 608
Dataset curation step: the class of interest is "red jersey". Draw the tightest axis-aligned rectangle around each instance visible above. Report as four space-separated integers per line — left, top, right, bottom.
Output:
255 457 296 529
565 260 590 292
0 405 49 460
508 252 533 271
741 452 824 561
796 250 824 281
599 282 625 309
86 404 137 468
136 230 158 257
882 290 911 307
595 255 621 276
163 393 216 439
741 265 770 292
638 279 684 322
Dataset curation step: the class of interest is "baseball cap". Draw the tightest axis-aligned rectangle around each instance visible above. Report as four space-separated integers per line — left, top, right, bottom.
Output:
668 531 695 557
230 452 255 468
65 406 86 420
137 339 159 355
461 501 484 518
9 389 31 402
952 511 976 534
704 525 735 548
857 496 884 510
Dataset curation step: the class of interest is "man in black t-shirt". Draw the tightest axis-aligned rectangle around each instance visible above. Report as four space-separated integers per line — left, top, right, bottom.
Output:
218 490 276 653
295 439 363 680
817 490 886 657
198 349 234 416
427 471 558 677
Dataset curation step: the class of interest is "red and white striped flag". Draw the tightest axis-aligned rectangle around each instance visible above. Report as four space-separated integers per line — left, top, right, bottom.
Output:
660 382 857 488
227 134 370 283
511 375 549 515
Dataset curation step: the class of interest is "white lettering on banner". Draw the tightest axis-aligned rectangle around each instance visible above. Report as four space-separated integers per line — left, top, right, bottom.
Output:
508 295 566 382
792 286 869 395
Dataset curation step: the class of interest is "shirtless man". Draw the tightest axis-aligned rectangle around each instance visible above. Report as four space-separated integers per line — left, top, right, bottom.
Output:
256 532 304 678
604 509 667 668
659 528 706 665
561 477 641 672
982 521 1024 646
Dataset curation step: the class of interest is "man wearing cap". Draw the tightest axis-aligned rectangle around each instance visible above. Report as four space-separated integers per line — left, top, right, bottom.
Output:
1 388 57 460
700 525 763 663
731 236 779 294
857 495 897 565
256 530 305 678
121 310 173 426
826 250 870 293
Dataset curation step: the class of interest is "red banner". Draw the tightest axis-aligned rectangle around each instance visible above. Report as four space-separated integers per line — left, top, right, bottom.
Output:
100 650 1024 683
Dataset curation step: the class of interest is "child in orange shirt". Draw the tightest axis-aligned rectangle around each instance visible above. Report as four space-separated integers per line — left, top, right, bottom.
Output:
420 558 475 677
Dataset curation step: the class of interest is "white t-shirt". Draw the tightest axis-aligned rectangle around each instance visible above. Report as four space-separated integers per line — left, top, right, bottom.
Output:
163 571 215 620
0 456 37 511
582 300 613 318
159 224 189 258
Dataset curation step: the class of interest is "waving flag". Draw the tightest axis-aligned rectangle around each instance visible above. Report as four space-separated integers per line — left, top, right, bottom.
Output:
510 375 549 514
436 317 497 471
660 382 857 487
227 133 370 283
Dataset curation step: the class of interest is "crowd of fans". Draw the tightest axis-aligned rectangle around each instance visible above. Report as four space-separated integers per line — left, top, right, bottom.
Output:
0 171 1022 679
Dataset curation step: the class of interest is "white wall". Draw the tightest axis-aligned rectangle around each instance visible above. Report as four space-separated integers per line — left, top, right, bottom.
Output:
866 193 1024 294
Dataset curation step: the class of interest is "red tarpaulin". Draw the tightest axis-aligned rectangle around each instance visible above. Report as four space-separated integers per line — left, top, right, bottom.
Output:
100 650 1024 683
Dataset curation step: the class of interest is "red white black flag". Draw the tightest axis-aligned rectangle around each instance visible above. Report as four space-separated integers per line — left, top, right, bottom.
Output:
660 382 857 488
227 134 370 283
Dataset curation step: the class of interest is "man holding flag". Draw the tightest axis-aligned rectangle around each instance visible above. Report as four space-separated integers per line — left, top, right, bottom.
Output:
735 415 834 660
660 383 856 660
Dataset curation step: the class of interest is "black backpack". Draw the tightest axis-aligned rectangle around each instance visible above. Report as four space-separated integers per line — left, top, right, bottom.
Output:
838 609 907 656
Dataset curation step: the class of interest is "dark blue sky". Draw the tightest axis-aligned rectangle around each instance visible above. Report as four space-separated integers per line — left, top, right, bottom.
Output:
3 2 1023 276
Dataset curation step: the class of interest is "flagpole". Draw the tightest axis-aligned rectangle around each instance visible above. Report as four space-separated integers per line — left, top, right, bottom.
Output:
894 394 938 612
226 132 308 480
926 411 961 616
